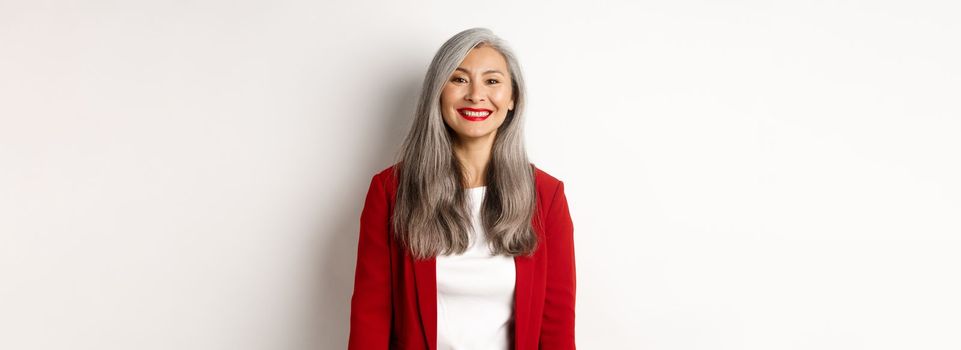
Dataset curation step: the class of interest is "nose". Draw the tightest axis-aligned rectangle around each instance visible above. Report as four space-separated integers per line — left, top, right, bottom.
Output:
465 83 485 103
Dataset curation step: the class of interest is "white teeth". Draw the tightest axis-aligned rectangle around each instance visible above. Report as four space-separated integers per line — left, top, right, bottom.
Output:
461 110 491 117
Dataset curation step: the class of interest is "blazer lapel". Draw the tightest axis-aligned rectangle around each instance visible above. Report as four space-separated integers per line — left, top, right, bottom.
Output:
513 202 543 350
513 253 534 350
413 256 437 350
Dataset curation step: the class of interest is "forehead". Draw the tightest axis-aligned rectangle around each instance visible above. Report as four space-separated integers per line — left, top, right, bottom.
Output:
458 46 509 71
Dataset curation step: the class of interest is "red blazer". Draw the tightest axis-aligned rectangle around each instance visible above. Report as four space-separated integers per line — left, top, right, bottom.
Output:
348 163 576 350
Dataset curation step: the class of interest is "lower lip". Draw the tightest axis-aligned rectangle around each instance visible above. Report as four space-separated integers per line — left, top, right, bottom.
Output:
458 111 491 121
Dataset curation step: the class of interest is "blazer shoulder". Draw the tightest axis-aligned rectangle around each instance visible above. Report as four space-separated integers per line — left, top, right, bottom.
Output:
532 163 564 202
371 163 400 191
373 163 396 178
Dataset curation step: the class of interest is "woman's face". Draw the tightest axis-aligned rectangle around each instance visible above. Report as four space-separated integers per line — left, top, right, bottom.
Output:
440 45 515 143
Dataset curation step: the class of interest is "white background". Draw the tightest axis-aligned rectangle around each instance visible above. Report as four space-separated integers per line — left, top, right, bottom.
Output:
2 1 959 349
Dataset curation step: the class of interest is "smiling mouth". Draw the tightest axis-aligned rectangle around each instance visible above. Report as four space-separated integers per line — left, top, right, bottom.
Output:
457 108 492 121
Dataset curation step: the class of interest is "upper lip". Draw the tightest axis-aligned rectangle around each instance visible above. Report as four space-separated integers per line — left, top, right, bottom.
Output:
457 107 492 113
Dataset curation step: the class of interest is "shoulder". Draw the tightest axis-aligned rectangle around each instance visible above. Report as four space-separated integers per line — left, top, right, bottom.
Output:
532 163 562 189
531 163 565 207
531 163 562 187
374 163 397 179
370 163 401 192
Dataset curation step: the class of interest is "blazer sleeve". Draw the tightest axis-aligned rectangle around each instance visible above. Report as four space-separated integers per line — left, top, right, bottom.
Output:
540 180 577 349
347 173 393 349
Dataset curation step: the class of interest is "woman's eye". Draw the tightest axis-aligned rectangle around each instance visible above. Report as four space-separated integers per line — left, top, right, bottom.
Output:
452 77 467 83
487 79 499 84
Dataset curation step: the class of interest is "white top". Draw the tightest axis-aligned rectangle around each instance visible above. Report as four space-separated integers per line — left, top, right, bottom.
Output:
436 186 516 350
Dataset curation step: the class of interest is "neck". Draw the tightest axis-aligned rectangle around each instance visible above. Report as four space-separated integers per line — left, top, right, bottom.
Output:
452 133 495 188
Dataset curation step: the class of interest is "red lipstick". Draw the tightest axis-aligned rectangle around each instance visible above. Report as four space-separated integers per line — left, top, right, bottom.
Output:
457 107 493 122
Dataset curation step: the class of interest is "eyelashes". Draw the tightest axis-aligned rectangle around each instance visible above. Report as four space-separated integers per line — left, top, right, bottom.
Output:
450 77 501 84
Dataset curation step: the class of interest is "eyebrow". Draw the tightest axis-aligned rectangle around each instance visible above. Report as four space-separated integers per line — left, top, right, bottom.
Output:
455 67 505 76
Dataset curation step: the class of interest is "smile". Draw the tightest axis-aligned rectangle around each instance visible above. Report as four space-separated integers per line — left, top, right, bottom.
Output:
457 108 492 122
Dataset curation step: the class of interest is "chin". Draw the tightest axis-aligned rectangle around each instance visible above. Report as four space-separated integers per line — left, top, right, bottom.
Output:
458 129 495 139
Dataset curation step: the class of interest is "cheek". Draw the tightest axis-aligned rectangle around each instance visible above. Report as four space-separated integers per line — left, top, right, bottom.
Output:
439 88 453 107
440 86 461 108
492 89 512 110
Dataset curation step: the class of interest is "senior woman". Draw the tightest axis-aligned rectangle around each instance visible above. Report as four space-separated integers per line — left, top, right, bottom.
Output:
347 27 576 350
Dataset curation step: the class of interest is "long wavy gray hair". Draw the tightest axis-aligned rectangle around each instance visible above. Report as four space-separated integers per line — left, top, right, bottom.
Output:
390 27 539 260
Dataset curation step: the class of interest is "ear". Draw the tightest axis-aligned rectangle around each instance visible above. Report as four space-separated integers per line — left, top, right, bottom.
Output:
509 100 515 111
